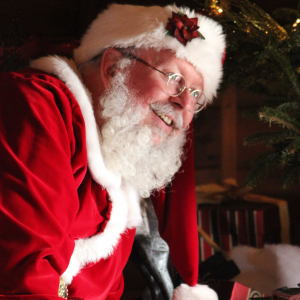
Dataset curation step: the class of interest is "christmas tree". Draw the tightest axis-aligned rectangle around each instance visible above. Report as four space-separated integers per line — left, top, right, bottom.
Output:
194 0 300 189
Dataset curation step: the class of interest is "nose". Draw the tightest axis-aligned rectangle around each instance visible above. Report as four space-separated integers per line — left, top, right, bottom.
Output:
170 88 194 113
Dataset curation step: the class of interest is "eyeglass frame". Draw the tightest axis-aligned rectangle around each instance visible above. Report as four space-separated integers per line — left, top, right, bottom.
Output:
118 51 207 114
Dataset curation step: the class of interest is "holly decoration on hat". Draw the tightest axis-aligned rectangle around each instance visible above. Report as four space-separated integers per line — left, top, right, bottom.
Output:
166 11 205 46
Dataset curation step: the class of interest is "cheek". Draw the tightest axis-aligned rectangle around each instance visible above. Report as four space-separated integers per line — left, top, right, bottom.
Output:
127 72 166 101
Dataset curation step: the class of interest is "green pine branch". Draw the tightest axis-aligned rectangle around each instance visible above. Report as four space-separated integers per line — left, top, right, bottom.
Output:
259 107 300 133
277 101 300 112
245 152 281 188
244 131 297 146
266 46 300 99
288 26 300 49
286 136 300 152
282 163 300 188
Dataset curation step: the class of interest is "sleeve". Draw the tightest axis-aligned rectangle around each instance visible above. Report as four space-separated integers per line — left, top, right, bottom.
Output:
151 124 199 286
0 74 83 299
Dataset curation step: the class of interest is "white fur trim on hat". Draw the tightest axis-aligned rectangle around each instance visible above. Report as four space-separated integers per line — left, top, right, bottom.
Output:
229 244 300 295
172 284 218 300
74 4 226 102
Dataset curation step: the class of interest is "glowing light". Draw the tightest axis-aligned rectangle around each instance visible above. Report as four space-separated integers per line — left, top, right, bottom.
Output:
293 19 300 28
218 8 223 13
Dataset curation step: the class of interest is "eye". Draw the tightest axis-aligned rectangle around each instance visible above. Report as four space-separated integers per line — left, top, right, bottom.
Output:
191 90 199 99
166 73 186 96
167 73 182 83
190 89 204 101
173 75 181 82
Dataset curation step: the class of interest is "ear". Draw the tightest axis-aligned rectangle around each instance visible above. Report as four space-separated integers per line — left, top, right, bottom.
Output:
100 48 123 89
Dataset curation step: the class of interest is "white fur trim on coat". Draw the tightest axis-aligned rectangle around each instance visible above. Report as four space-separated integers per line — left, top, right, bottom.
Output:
31 56 121 190
30 56 142 284
74 4 226 102
172 284 218 300
229 244 300 295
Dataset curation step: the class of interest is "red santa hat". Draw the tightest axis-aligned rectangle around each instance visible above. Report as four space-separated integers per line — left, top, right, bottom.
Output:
74 4 226 102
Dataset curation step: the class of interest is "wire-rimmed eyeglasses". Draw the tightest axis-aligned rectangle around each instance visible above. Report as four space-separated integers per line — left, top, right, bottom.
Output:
120 51 207 114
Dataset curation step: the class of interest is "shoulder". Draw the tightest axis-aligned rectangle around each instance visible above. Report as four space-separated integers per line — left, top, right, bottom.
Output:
0 67 85 130
0 68 86 158
0 68 79 111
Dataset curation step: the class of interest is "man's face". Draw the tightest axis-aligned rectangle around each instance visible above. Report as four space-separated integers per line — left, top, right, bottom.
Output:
82 48 204 196
124 48 204 144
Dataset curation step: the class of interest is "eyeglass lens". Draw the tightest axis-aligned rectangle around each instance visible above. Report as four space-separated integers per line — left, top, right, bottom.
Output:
166 74 206 113
166 74 186 97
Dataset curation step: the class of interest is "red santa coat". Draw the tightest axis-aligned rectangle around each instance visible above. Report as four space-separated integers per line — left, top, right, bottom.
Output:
0 56 202 300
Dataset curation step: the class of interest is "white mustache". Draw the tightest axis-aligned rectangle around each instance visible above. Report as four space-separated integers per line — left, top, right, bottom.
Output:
150 100 184 130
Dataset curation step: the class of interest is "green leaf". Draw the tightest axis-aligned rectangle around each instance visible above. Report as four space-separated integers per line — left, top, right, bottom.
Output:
282 164 300 188
245 152 280 188
259 107 300 133
177 11 185 17
277 101 300 112
244 131 297 146
286 136 300 152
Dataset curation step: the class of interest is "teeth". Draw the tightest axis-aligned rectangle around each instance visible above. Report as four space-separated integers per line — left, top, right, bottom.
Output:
157 113 172 126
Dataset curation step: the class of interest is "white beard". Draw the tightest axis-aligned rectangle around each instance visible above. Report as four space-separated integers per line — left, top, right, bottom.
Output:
96 69 187 198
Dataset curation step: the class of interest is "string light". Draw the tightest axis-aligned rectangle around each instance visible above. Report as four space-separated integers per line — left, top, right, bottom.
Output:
207 0 223 16
205 0 288 42
292 18 300 32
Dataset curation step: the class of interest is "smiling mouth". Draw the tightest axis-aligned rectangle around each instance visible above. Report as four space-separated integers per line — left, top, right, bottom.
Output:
153 110 173 126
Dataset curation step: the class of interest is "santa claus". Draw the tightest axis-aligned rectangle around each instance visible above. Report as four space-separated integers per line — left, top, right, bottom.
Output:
0 4 225 299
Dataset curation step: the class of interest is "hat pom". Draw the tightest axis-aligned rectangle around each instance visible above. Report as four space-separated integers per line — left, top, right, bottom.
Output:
172 284 218 300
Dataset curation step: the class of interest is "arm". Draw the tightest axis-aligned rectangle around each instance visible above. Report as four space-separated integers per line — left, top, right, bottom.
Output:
0 71 84 298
